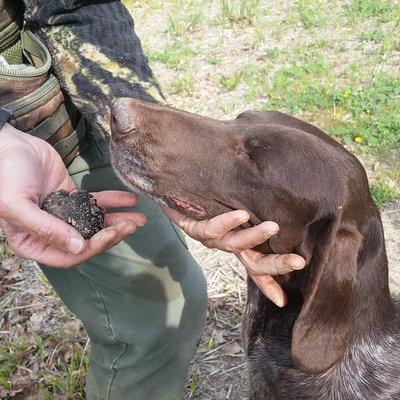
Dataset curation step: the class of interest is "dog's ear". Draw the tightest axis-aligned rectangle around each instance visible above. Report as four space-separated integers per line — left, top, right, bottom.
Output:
292 217 363 374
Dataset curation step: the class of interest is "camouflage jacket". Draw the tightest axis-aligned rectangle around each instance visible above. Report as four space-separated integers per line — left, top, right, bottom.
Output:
23 0 163 137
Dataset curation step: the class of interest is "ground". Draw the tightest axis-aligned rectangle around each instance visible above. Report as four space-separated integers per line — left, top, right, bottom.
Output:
0 0 399 399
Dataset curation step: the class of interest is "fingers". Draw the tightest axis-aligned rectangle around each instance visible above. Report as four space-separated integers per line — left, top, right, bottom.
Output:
237 250 305 307
204 221 279 252
164 207 281 253
104 212 147 227
83 220 138 255
7 219 139 268
237 249 305 276
248 273 288 307
92 191 138 209
4 201 86 255
163 206 250 242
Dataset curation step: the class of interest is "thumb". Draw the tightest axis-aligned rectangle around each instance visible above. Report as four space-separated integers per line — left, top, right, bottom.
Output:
5 200 86 254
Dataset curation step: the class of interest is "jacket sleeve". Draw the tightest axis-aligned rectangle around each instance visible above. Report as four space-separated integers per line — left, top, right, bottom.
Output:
23 0 164 137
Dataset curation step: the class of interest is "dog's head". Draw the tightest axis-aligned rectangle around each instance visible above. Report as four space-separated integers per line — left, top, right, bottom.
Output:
110 98 392 374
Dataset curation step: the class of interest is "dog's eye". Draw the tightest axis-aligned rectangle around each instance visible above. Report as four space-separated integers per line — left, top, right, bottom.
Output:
233 145 249 157
233 146 260 171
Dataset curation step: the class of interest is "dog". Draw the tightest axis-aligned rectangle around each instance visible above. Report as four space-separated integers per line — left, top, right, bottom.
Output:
109 98 400 400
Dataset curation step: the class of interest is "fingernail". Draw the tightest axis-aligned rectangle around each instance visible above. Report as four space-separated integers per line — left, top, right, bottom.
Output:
236 210 250 223
116 221 137 233
275 297 286 308
134 216 146 227
284 254 305 270
66 236 84 255
100 227 118 239
262 221 279 235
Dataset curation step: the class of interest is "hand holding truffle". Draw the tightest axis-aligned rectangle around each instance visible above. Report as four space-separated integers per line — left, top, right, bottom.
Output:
0 124 146 268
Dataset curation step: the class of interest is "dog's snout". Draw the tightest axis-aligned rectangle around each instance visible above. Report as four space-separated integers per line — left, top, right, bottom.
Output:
111 98 137 139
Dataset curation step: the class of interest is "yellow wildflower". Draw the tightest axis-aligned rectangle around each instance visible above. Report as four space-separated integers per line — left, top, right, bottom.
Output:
342 89 350 98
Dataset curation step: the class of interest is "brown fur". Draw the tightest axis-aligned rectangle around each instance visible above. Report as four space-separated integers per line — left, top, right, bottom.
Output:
110 98 400 400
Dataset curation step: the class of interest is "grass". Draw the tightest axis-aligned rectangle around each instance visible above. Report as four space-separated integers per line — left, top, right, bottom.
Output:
146 41 197 70
0 335 87 398
0 241 12 260
0 341 29 391
358 27 385 42
328 75 400 152
347 0 397 23
219 0 262 26
291 0 328 29
43 345 87 397
219 71 242 91
187 373 200 398
371 181 399 204
237 45 399 154
206 55 222 65
168 1 205 36
170 74 195 94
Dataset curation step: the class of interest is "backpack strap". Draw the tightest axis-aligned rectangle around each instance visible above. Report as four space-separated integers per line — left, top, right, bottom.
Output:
0 17 88 166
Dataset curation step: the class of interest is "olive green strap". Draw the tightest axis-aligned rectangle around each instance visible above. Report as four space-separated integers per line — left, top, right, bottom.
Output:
29 102 71 141
0 21 19 53
4 74 60 116
21 29 50 69
53 117 87 160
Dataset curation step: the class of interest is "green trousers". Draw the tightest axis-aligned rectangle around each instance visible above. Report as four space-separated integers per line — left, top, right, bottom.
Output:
40 137 208 400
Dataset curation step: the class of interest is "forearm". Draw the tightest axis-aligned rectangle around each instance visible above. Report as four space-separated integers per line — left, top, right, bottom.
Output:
23 0 164 137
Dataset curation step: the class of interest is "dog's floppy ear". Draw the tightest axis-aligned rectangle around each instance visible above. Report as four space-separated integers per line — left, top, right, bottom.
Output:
292 217 363 374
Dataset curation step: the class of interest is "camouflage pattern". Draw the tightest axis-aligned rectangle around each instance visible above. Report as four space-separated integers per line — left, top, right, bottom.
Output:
23 0 164 138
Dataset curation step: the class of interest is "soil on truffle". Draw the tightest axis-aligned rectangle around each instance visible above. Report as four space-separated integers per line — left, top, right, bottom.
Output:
41 190 105 238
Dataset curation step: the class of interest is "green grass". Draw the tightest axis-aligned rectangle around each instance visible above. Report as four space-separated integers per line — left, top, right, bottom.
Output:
291 0 328 29
206 55 222 65
146 41 197 70
328 75 400 152
0 340 32 392
219 71 242 91
242 64 272 101
170 74 195 94
168 1 205 36
239 43 399 154
43 345 87 398
347 0 396 22
358 27 385 42
264 47 280 60
0 239 12 260
370 181 399 204
0 333 87 398
187 373 200 397
258 49 330 111
219 0 262 26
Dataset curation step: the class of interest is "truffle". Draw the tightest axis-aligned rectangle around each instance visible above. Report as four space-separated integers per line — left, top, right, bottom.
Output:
42 190 105 238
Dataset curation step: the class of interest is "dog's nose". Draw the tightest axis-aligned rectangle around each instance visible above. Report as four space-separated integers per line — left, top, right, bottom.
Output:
111 98 136 139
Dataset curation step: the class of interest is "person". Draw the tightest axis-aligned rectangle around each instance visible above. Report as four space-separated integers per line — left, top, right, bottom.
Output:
0 1 305 399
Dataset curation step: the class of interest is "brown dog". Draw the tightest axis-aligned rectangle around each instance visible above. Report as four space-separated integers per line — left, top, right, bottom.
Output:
110 98 400 400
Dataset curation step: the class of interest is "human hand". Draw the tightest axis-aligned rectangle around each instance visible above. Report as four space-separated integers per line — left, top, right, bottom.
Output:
0 123 146 268
162 207 305 307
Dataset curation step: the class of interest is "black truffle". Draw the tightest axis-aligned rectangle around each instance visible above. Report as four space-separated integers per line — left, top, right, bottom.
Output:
42 190 105 238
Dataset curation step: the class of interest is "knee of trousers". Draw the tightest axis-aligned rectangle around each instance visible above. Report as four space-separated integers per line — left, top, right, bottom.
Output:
40 253 208 362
